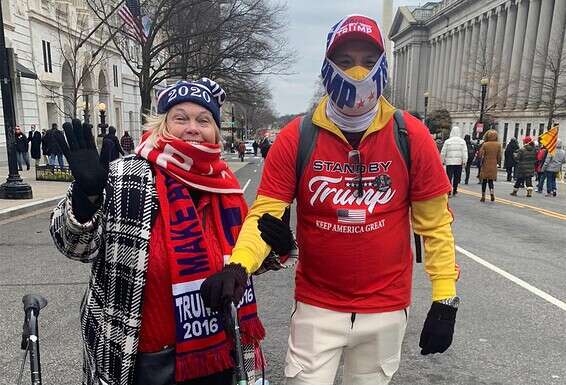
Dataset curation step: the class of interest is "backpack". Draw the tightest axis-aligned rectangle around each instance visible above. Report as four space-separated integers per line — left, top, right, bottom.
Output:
294 110 423 263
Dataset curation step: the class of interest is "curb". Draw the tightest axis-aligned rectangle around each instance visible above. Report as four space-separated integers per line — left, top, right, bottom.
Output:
0 195 65 221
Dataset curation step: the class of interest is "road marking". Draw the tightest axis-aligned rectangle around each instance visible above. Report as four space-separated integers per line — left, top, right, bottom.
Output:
242 179 251 192
459 188 566 221
456 245 566 311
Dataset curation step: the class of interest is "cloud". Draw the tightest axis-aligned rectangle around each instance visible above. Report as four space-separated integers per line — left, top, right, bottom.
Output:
266 0 427 115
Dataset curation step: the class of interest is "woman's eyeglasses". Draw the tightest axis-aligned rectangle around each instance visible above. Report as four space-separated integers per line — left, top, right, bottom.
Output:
348 150 364 197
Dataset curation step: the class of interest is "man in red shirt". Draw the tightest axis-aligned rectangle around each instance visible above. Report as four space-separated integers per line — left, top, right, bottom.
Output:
202 14 460 385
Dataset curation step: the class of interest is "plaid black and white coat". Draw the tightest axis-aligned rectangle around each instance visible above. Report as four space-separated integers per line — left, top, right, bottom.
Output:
50 156 158 385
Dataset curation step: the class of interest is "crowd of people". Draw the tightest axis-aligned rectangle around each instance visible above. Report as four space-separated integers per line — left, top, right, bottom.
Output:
439 127 564 201
10 123 138 173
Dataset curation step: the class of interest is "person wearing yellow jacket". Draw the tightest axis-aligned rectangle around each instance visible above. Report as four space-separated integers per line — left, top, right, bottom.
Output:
201 14 459 385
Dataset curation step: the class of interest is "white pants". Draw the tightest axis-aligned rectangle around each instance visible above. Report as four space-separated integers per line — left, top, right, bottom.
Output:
285 302 408 385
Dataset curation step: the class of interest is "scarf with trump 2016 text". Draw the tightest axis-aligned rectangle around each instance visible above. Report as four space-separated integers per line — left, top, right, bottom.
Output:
137 134 265 381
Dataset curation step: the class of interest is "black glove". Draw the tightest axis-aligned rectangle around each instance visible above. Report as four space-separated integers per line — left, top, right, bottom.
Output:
258 211 296 256
200 264 248 311
55 119 108 222
419 302 457 355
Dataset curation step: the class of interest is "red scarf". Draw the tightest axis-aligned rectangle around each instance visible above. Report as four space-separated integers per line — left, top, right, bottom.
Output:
136 134 265 381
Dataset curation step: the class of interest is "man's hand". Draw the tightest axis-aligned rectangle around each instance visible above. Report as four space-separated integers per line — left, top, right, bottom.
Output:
55 119 108 222
258 212 296 256
419 302 457 355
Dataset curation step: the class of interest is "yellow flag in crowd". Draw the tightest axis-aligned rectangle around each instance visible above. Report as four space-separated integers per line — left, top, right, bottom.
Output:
539 125 559 155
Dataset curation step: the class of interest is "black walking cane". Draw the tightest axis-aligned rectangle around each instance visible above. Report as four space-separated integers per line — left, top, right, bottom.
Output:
225 301 248 385
20 294 48 385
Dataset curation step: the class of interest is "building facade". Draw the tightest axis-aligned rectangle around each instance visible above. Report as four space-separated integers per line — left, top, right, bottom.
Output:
0 0 146 165
390 0 566 145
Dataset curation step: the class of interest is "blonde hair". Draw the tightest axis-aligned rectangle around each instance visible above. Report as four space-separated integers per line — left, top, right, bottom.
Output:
143 110 221 147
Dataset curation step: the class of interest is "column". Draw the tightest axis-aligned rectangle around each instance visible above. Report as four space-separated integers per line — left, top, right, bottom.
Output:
465 19 480 109
398 48 405 107
507 0 529 109
500 0 518 105
473 14 489 106
438 34 448 107
492 5 507 102
392 50 399 104
446 29 459 106
427 39 436 95
485 10 498 75
444 32 455 102
409 43 422 110
454 26 466 110
404 46 411 109
529 0 555 108
460 23 473 111
433 36 443 107
518 0 542 109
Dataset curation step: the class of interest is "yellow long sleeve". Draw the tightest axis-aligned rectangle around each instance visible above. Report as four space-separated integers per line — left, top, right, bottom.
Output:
229 195 289 274
411 194 458 301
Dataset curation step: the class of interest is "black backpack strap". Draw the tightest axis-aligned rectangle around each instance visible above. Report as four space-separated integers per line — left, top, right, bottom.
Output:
393 109 423 264
295 112 319 196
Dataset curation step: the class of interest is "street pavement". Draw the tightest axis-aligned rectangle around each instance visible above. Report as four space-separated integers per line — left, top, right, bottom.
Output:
0 156 565 385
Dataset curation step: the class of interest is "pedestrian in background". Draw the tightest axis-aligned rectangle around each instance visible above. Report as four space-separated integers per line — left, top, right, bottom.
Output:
259 135 271 159
50 79 271 385
14 125 30 171
504 138 519 182
511 136 536 197
45 123 65 168
478 129 502 202
541 140 565 197
237 140 246 162
29 125 43 167
99 126 124 171
41 129 50 165
464 134 476 184
535 144 548 193
120 131 135 155
252 139 259 156
440 126 468 196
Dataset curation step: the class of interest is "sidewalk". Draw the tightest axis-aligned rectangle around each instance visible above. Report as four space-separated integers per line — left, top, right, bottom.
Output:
0 161 249 221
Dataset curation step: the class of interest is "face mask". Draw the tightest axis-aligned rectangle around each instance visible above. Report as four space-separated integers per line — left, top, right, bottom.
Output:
321 52 388 117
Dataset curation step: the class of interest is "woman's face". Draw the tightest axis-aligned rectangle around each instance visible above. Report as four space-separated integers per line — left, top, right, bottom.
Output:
166 102 217 144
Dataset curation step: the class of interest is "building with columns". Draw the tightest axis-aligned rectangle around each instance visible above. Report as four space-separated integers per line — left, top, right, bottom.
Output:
389 0 566 145
0 0 148 165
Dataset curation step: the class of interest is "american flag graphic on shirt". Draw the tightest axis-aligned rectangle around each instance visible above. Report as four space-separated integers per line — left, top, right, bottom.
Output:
337 209 366 224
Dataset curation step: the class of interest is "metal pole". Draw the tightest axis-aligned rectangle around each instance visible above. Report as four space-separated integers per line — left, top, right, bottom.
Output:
0 4 32 199
479 84 487 124
231 105 235 153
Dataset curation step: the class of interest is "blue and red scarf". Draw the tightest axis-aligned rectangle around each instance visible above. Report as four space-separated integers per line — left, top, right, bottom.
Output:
137 134 264 381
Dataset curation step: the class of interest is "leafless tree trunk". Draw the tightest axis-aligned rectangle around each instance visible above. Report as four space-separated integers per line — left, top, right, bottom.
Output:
86 0 295 122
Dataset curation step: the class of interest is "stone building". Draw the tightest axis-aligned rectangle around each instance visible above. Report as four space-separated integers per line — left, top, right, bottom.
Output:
389 0 566 145
0 0 147 165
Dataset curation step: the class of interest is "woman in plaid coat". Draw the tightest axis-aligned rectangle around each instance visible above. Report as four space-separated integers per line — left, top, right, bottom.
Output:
50 79 267 385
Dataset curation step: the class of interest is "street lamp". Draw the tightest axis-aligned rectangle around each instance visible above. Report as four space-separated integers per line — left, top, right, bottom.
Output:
475 77 489 141
83 95 90 124
97 102 108 137
423 91 430 122
0 3 32 199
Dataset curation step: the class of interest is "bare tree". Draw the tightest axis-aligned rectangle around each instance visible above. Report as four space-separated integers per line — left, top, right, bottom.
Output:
519 39 566 130
37 5 111 120
86 0 295 120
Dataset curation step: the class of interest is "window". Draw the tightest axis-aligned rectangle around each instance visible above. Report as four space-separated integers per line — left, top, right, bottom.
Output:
503 123 509 144
113 65 119 87
42 40 52 73
526 123 531 137
514 123 520 139
539 123 545 134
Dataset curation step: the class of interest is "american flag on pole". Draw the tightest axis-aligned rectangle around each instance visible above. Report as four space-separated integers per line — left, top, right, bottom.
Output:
337 209 366 224
118 0 147 43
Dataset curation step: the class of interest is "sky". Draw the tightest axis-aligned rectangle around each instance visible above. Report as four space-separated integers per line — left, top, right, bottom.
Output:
267 0 426 115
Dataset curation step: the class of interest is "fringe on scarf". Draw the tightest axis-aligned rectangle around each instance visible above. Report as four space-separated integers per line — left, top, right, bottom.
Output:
175 342 233 382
